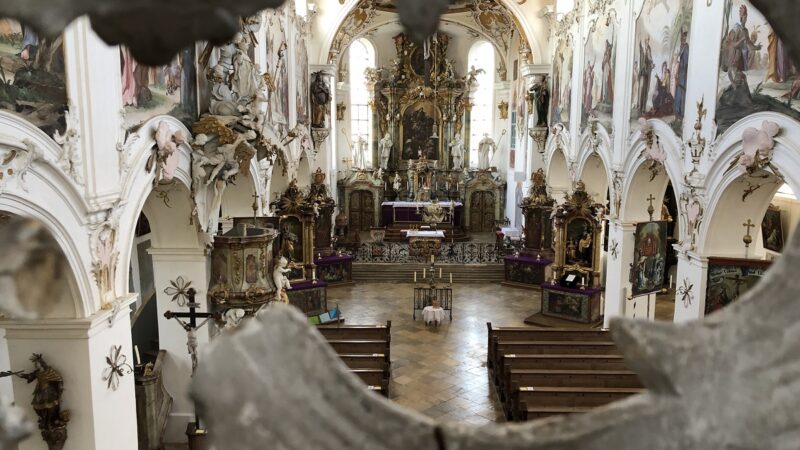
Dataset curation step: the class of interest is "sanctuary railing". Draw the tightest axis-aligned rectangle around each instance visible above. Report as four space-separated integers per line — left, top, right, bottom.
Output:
349 242 500 264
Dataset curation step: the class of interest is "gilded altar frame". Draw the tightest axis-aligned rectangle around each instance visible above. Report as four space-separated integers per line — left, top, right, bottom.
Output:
552 181 604 287
271 179 317 281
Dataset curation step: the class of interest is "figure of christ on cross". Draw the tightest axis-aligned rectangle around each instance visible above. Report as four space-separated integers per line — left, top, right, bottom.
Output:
164 287 214 430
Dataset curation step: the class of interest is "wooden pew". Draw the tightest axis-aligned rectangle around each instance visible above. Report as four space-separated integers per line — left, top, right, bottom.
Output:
511 386 644 421
326 340 390 359
338 354 389 371
506 369 642 391
318 321 391 342
495 354 628 398
487 323 611 368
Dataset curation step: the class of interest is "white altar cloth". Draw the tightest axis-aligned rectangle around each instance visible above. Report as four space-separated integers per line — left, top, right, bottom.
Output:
382 201 463 208
404 230 445 238
500 227 522 239
422 306 445 325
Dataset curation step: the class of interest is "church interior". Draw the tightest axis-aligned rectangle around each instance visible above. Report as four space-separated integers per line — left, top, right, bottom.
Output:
0 0 798 448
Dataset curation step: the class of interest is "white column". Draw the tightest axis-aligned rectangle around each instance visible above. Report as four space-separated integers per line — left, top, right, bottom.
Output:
673 249 708 323
1 295 138 450
148 249 210 444
603 220 636 328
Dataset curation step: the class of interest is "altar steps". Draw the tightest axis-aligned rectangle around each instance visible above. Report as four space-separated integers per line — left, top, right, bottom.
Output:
352 263 504 283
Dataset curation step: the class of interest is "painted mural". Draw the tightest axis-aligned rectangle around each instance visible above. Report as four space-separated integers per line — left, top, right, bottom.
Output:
630 0 693 135
0 18 67 135
267 7 290 127
581 15 616 130
295 33 309 126
120 46 197 129
716 0 800 135
550 37 573 128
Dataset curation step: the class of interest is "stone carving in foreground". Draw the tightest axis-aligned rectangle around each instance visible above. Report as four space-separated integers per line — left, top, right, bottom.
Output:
192 224 800 449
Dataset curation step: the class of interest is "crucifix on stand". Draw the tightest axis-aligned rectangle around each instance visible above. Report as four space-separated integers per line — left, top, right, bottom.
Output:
646 194 656 221
251 192 260 222
164 288 214 437
742 218 755 258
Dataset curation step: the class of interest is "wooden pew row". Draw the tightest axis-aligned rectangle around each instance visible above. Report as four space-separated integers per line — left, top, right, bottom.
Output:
319 324 392 397
486 323 612 368
494 354 629 400
513 386 644 421
318 321 391 342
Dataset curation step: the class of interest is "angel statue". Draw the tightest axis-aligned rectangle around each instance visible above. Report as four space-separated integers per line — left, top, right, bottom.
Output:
464 65 485 89
272 257 292 303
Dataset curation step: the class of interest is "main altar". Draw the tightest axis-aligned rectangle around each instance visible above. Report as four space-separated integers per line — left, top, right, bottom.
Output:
336 31 505 242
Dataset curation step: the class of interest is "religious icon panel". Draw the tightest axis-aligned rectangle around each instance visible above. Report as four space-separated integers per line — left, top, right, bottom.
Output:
631 221 668 297
761 206 784 253
400 101 441 160
705 257 770 315
565 217 595 268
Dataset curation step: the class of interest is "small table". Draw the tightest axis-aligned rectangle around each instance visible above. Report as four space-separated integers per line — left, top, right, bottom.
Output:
413 287 452 321
422 306 445 326
502 255 552 288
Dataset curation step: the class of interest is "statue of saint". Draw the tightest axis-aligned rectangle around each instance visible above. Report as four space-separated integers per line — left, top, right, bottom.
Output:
310 72 331 128
392 173 402 192
449 134 465 170
477 134 496 170
378 133 392 170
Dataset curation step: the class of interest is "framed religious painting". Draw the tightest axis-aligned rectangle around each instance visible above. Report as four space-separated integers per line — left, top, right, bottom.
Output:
400 101 442 160
564 217 596 268
761 205 784 253
705 257 771 315
631 221 668 297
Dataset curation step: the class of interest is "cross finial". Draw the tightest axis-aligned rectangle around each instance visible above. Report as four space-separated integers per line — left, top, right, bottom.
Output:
647 194 656 221
743 219 755 234
251 192 260 221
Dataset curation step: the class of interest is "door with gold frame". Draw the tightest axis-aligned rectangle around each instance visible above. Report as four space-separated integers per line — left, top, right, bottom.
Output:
349 190 375 232
469 191 495 232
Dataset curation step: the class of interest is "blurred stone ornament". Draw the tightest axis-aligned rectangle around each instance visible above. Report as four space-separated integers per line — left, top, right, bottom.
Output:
396 0 449 43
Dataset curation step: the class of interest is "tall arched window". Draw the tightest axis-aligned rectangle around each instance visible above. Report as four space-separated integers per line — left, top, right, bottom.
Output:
349 38 375 168
468 41 495 168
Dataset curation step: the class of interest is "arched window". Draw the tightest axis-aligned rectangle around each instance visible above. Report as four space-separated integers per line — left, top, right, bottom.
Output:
349 38 375 168
468 41 495 168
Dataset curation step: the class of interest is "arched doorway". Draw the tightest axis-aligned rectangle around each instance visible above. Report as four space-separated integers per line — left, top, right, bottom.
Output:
349 189 375 232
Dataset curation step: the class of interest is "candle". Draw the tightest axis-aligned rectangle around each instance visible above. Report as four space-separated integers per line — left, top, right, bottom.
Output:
439 268 442 278
414 271 417 282
134 345 141 366
669 275 673 289
423 268 426 278
430 254 434 264
450 273 453 284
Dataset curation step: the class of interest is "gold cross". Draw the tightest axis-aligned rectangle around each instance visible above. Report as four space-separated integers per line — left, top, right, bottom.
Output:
743 219 755 235
646 194 656 221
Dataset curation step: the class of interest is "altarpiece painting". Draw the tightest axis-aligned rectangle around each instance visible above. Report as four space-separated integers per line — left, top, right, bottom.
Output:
630 0 693 134
0 18 67 135
716 0 800 135
631 221 668 297
581 13 616 129
401 101 441 160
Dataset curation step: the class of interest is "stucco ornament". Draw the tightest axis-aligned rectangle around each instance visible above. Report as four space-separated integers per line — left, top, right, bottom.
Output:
0 140 43 194
638 118 666 181
193 222 800 449
0 0 287 66
147 121 187 186
726 120 783 178
90 203 123 308
679 187 704 252
53 107 83 186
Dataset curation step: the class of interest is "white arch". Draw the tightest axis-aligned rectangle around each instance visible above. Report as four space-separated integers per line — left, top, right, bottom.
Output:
698 112 800 255
575 123 614 187
0 112 95 317
620 119 684 226
316 0 543 65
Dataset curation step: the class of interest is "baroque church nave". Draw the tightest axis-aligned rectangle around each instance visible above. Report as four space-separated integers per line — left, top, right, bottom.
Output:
0 0 798 449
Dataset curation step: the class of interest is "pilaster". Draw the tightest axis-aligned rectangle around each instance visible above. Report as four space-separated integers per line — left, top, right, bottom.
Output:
603 220 636 328
673 249 709 323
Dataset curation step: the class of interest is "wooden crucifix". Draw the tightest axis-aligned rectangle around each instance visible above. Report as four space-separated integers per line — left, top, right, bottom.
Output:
164 287 214 429
646 194 656 221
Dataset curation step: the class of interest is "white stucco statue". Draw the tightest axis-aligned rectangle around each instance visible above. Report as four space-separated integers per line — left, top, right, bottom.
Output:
449 134 464 170
352 136 366 170
273 256 292 303
392 173 402 192
477 133 496 170
379 133 392 170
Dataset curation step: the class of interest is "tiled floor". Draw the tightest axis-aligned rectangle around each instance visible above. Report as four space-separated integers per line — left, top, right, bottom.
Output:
328 282 539 425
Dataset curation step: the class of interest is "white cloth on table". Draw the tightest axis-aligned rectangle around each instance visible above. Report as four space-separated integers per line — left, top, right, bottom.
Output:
500 227 522 240
382 201 463 208
422 306 445 325
405 230 445 238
